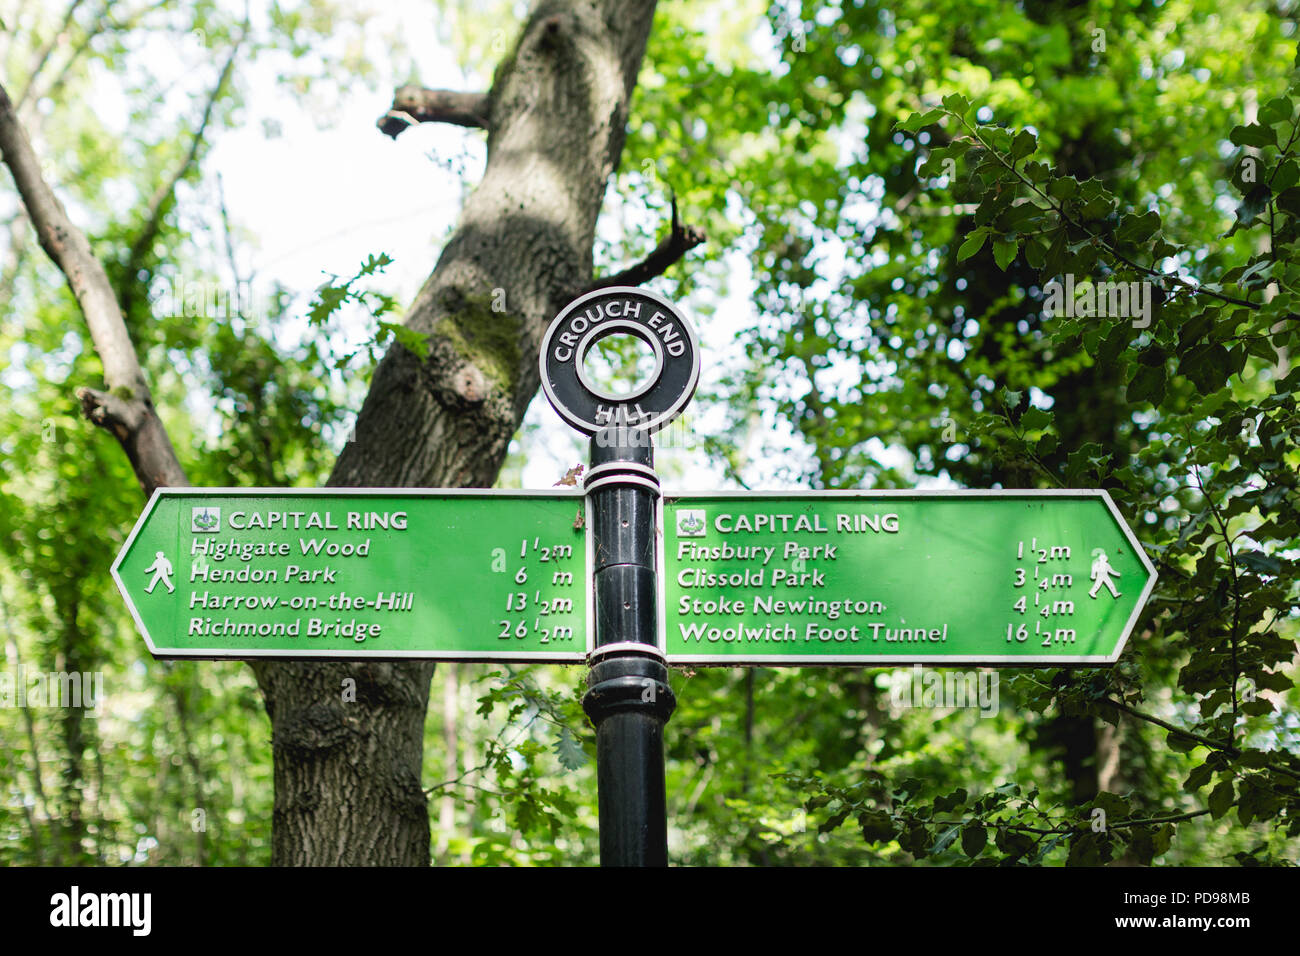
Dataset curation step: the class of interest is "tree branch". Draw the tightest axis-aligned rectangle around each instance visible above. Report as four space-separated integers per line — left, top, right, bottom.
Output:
952 111 1259 311
13 0 89 112
376 85 491 139
38 0 171 109
582 196 706 293
120 26 243 314
0 79 186 494
1102 697 1300 781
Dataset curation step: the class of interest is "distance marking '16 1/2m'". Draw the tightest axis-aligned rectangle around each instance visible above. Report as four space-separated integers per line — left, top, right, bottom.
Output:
659 490 1157 665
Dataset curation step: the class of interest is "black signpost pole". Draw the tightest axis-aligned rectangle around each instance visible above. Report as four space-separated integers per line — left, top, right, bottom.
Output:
582 432 674 866
538 286 701 867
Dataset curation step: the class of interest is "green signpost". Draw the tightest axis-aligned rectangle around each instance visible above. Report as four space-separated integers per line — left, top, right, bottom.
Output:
660 490 1156 665
111 488 589 661
108 285 1163 868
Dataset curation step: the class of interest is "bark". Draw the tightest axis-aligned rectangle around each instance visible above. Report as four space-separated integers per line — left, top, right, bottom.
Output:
4 0 669 866
250 0 662 866
377 86 492 137
0 80 188 495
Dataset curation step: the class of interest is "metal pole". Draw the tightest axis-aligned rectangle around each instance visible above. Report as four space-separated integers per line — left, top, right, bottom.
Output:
582 428 675 867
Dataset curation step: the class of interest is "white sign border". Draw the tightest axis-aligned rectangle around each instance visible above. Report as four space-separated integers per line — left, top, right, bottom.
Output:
655 488 1158 667
111 487 592 663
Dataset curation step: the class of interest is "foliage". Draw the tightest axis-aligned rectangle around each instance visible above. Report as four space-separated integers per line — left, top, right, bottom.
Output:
1 0 1297 867
672 0 1300 864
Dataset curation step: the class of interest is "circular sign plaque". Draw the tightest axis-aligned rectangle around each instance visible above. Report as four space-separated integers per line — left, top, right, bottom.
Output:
539 286 700 437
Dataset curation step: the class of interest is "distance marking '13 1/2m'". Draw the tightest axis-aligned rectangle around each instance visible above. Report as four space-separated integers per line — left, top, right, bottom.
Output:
113 488 589 661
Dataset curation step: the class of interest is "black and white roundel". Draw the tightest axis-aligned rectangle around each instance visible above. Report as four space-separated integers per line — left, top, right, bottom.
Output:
539 286 700 436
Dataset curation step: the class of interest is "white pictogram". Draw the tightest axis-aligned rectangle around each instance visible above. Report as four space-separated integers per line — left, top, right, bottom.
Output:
144 551 175 594
1088 548 1120 599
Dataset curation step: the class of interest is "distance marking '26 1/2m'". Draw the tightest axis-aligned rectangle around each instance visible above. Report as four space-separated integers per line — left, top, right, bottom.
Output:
112 488 590 661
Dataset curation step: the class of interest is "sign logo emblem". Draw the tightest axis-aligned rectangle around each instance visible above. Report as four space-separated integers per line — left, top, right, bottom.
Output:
676 509 706 537
191 507 221 533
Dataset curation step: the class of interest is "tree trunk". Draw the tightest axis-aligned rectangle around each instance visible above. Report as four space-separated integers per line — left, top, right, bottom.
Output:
250 0 660 865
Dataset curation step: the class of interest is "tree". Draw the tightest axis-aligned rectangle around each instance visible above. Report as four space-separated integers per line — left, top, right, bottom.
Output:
721 0 1300 863
1 0 709 864
2 0 1296 867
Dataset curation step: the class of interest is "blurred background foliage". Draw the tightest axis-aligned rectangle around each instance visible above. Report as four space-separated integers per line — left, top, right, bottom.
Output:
1 0 1296 865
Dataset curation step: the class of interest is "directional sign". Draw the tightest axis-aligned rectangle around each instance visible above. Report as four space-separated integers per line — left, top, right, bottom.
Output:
112 489 589 661
659 490 1156 665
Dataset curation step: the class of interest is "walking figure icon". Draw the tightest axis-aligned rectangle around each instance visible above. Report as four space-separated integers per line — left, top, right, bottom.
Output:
144 551 175 594
1088 548 1120 599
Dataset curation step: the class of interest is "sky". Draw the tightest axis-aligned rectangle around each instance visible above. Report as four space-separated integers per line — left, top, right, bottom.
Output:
7 0 892 491
189 0 790 491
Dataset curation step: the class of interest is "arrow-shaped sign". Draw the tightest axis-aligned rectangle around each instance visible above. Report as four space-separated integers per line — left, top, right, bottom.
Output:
659 490 1156 665
111 488 589 661
114 488 1156 668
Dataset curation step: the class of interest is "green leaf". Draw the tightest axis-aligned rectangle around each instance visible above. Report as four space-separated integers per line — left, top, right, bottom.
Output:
992 238 1018 271
819 803 851 833
1025 238 1047 269
942 93 970 117
1224 186 1271 237
1067 831 1106 867
1127 362 1166 405
1230 123 1277 148
1184 763 1213 792
934 788 968 812
1042 228 1069 277
1272 159 1299 193
1047 176 1078 200
1116 210 1161 244
931 824 962 855
1178 343 1230 392
1259 95 1294 126
858 809 896 843
553 728 588 770
901 108 946 132
1020 406 1052 431
957 227 989 262
1022 161 1050 183
919 142 972 178
982 127 1013 153
1208 780 1234 819
1237 550 1282 575
1010 129 1037 160
1277 186 1300 217
961 823 987 857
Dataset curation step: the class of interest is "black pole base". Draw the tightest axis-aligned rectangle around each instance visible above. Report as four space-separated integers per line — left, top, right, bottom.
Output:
583 653 675 866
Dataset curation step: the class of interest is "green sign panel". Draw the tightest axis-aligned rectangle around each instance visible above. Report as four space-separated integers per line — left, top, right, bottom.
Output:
659 491 1156 665
112 489 589 661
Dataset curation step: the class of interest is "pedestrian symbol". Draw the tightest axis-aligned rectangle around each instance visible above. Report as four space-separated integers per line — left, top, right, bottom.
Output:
144 551 175 594
1089 548 1121 599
